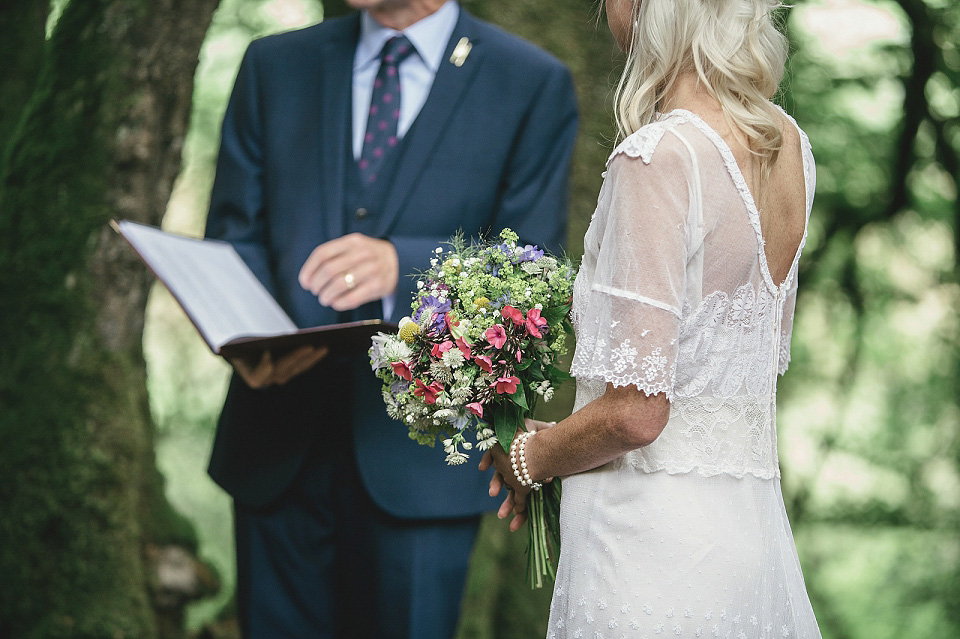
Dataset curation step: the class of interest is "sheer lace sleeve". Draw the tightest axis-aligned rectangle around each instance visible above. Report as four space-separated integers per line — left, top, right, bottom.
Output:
570 133 695 400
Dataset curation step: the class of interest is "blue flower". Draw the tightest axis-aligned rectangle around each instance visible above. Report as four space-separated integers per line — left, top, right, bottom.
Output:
514 244 544 264
494 242 513 256
414 295 451 335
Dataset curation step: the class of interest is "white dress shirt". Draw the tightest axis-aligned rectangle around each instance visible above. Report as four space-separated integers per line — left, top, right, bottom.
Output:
351 1 459 319
352 1 460 159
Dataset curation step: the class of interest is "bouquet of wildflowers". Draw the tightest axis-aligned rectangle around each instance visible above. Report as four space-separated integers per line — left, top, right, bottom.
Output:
369 228 575 587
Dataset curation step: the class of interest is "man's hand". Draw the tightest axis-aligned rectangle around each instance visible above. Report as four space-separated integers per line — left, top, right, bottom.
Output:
298 233 399 311
230 345 329 389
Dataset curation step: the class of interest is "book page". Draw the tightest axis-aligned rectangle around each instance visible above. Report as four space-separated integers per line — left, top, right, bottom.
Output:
117 221 297 351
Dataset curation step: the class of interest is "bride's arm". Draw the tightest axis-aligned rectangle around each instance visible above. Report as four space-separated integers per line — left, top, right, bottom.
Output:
481 385 669 529
523 384 669 480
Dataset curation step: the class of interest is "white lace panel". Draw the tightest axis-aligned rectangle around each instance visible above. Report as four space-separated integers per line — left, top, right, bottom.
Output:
620 395 780 480
779 273 799 375
570 135 695 401
674 283 779 399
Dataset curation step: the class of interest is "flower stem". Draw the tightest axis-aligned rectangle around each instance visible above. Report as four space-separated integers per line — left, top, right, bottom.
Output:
527 488 557 589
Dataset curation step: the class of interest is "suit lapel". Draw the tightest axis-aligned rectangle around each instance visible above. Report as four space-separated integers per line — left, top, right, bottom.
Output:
374 12 484 237
317 15 360 241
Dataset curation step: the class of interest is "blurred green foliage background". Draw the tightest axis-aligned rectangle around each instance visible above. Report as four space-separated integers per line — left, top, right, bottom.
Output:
104 0 960 636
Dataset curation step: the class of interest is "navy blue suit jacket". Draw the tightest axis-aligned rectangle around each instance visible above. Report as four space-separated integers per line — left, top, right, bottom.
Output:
206 8 578 518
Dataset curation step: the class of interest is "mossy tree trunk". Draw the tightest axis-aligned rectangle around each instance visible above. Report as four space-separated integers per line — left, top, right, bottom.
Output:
0 1 219 637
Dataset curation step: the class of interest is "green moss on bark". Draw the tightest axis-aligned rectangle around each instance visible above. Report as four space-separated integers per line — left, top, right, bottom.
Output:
0 1 209 637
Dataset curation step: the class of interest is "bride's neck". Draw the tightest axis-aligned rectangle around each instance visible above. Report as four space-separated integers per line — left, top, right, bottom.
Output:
660 73 722 118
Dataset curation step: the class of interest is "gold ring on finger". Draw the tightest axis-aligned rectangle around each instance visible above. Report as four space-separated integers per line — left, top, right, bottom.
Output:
344 272 356 289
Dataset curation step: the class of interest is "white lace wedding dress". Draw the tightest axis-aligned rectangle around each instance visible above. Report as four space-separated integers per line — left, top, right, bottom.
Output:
548 107 821 639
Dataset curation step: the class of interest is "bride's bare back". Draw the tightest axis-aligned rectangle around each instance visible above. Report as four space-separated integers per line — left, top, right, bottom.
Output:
696 106 808 287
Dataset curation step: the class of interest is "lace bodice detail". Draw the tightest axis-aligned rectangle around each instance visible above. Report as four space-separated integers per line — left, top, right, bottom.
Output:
570 106 815 479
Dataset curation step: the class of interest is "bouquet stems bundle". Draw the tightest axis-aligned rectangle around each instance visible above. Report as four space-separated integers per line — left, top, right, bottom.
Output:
369 229 576 587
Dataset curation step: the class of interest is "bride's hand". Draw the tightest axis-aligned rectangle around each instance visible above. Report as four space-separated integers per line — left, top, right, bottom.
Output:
479 443 531 532
524 417 556 433
479 420 559 531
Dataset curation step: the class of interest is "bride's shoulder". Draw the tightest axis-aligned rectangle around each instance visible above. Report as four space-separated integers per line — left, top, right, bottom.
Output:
607 114 691 168
769 102 813 157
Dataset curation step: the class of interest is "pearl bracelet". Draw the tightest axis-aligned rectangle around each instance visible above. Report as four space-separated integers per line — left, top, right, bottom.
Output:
509 430 542 491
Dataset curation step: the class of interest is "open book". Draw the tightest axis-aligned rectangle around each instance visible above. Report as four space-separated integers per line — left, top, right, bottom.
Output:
114 220 394 359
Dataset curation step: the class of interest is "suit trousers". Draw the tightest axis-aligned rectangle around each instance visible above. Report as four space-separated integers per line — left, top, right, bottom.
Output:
234 430 480 639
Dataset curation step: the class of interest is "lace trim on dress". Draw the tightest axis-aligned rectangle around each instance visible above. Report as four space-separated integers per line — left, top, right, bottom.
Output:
618 455 780 481
570 327 678 401
778 331 793 377
621 460 780 480
573 281 784 404
606 118 680 166
671 283 780 399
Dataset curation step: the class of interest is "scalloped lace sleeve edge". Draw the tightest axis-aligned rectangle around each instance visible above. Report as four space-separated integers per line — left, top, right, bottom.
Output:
568 365 676 402
606 119 679 166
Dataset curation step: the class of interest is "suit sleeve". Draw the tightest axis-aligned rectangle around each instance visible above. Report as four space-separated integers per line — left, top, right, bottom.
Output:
204 42 277 298
387 61 579 321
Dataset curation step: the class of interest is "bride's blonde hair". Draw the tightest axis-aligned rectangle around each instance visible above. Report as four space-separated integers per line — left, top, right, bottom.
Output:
615 0 788 173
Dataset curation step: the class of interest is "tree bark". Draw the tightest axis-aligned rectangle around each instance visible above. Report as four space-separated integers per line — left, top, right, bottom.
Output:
0 1 219 637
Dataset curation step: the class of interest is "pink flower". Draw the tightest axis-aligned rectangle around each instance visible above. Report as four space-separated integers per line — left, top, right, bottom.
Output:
413 379 444 405
492 376 521 395
474 354 493 373
455 337 472 360
516 348 523 363
431 340 454 359
525 307 548 338
485 324 507 349
390 360 412 381
501 305 525 326
467 402 484 418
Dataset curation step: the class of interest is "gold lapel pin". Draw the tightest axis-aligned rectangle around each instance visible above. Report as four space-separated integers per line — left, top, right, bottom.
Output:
449 37 472 67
